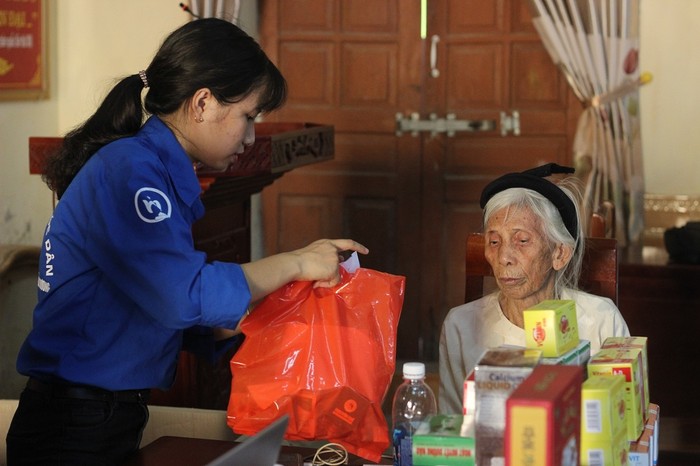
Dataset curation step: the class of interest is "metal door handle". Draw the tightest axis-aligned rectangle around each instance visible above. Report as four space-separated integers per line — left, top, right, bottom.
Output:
395 113 497 137
500 111 521 136
430 35 440 78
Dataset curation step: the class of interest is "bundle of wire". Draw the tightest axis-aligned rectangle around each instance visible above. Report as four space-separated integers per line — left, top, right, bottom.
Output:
310 443 348 465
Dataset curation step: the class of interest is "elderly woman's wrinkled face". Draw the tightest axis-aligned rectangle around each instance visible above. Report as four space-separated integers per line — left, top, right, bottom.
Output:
484 205 563 303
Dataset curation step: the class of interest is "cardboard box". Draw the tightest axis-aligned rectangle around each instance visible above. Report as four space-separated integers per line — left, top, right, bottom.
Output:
601 337 650 412
541 339 591 366
628 429 651 466
524 300 580 357
505 365 582 466
413 414 475 466
580 427 629 466
645 403 660 465
462 371 475 416
474 347 541 466
581 375 627 442
587 348 645 441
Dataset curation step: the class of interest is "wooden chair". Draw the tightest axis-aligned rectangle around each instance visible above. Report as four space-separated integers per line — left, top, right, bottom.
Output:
589 200 616 238
464 233 618 304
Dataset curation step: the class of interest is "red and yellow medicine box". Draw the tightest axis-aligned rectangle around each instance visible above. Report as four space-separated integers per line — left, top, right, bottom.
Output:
601 337 650 412
524 300 579 357
587 348 645 441
580 427 629 466
505 365 582 466
581 375 626 442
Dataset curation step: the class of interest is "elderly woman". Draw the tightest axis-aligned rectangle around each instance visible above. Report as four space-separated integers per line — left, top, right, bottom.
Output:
438 163 630 413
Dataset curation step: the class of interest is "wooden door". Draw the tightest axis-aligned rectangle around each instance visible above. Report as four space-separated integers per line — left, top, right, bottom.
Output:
259 0 580 361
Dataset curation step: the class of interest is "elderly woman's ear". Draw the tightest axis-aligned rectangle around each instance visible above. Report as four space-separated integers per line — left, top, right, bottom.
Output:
552 243 574 271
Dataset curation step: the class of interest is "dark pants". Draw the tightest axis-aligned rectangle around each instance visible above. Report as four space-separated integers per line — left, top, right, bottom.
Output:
6 382 149 465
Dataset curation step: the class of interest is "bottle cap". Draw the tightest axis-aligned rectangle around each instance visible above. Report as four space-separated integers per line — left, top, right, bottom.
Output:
403 362 426 379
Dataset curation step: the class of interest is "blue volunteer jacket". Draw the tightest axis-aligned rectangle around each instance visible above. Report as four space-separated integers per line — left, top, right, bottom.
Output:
17 117 250 390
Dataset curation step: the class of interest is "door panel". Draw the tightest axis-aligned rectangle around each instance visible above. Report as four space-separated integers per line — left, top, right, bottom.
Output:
260 0 579 360
420 0 577 359
260 0 425 359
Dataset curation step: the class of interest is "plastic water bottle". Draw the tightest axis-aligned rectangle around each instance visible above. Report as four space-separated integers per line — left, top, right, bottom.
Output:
391 362 437 466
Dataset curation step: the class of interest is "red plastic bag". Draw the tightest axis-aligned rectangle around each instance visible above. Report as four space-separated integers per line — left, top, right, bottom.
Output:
226 267 405 462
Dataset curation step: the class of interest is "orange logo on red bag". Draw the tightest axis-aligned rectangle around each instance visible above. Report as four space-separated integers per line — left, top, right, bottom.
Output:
344 399 357 413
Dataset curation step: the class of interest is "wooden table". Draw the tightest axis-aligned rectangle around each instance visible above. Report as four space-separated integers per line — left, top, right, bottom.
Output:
619 246 700 420
122 434 698 466
122 436 393 466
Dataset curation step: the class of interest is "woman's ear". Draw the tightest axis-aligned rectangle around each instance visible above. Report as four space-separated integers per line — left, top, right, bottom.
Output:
190 88 212 121
552 243 573 271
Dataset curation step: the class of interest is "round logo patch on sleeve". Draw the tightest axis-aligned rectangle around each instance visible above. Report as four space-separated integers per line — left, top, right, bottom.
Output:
135 187 172 223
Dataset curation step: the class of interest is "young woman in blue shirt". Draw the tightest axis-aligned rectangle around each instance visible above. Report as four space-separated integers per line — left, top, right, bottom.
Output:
6 18 367 465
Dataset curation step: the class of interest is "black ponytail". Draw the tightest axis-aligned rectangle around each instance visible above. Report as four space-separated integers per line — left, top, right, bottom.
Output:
43 74 146 198
44 18 286 199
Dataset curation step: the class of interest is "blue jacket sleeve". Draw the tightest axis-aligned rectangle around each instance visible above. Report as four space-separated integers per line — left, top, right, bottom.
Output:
84 145 251 331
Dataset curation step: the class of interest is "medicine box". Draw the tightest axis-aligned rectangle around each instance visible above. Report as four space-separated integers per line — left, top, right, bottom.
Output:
628 427 652 466
524 300 580 357
628 402 659 466
580 375 627 442
587 348 645 441
504 365 582 466
541 339 591 366
644 403 660 465
462 371 475 416
580 427 629 466
474 347 542 466
601 336 650 412
412 414 475 466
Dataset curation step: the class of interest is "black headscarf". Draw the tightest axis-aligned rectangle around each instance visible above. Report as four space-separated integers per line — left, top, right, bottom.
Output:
479 163 578 240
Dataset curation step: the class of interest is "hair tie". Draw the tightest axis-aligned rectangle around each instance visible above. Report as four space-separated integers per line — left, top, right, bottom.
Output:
138 70 149 88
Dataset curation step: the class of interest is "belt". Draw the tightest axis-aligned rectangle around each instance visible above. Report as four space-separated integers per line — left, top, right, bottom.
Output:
27 378 150 404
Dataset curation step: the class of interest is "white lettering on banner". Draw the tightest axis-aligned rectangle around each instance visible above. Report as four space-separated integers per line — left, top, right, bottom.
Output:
0 33 33 48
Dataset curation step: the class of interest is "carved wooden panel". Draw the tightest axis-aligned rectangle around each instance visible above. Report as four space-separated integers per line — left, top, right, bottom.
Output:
341 0 397 34
445 137 566 176
332 133 399 172
279 42 334 106
512 0 538 33
278 0 334 32
511 41 567 108
446 0 504 33
344 198 397 273
341 43 398 106
447 44 505 108
278 195 339 249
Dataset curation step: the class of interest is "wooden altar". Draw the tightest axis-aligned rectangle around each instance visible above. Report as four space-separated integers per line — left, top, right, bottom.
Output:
28 122 334 409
